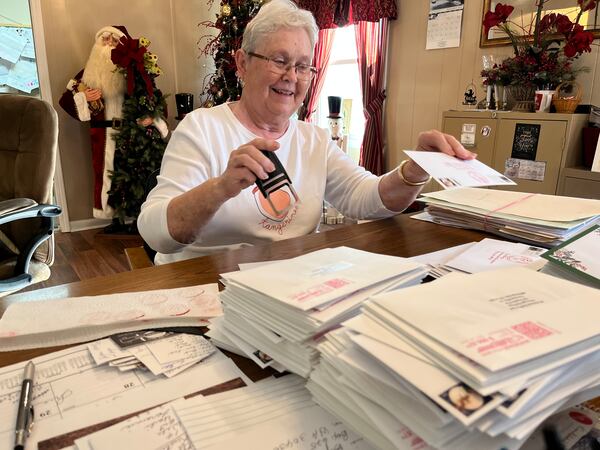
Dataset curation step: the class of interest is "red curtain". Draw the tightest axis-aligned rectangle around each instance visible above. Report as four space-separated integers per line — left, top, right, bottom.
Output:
297 0 397 29
298 28 335 123
355 19 389 176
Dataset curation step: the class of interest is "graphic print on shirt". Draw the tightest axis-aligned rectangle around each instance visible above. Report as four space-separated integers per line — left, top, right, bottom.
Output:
253 185 299 234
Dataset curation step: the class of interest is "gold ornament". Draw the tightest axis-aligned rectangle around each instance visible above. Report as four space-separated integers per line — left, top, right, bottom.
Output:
221 4 231 16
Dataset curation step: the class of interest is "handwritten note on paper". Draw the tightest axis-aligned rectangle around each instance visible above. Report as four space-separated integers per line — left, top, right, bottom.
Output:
0 284 222 351
0 344 244 450
206 405 372 450
80 402 194 450
404 150 516 189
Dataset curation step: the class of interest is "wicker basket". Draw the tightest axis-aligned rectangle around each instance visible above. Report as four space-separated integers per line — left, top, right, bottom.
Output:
552 81 582 114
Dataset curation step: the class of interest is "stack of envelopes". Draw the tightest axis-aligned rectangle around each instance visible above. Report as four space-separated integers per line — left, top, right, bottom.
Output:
416 188 600 247
410 238 546 279
308 267 600 449
218 246 428 377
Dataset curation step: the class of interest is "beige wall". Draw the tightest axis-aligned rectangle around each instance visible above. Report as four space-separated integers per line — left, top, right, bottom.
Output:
384 1 600 171
40 0 216 222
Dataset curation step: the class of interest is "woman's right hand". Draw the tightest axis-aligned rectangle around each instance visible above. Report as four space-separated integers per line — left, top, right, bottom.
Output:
217 138 279 199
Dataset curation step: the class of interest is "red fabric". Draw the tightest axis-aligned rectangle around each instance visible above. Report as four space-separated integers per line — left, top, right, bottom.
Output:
296 0 396 29
90 127 107 210
355 19 389 176
349 0 397 24
298 28 335 122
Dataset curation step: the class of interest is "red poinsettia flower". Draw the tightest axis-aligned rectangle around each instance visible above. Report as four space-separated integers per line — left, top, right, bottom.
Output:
578 0 597 11
539 13 574 35
483 3 515 34
555 14 575 34
564 24 594 57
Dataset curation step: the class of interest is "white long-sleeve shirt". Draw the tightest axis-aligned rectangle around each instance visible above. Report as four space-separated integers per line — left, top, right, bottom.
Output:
137 103 396 264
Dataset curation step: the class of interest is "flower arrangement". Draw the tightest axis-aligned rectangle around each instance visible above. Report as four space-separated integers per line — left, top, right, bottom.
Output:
481 1 597 91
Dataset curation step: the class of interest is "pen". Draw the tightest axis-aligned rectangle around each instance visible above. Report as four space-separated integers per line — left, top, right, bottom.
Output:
14 361 35 450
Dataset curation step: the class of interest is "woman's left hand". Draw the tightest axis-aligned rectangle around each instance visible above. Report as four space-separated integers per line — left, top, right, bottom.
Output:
416 129 477 160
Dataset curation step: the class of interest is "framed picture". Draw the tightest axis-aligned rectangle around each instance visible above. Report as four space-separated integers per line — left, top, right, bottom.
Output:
480 0 600 47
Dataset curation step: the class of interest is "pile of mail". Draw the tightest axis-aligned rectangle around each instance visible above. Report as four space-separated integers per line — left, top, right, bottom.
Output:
416 188 600 247
216 247 428 376
87 332 217 378
410 238 546 279
308 267 600 449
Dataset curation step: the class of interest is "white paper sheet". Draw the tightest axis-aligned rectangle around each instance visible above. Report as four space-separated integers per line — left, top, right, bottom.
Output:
174 375 372 449
77 401 191 450
0 345 245 450
0 284 221 350
404 150 516 189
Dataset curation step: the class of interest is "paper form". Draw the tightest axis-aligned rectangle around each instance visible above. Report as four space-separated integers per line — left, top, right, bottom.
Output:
0 27 27 64
0 344 245 450
0 284 221 351
6 58 38 93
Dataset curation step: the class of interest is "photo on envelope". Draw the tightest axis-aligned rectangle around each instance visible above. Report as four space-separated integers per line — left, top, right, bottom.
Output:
439 382 494 417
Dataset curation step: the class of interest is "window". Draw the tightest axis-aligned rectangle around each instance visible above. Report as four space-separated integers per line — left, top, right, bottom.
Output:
315 26 364 165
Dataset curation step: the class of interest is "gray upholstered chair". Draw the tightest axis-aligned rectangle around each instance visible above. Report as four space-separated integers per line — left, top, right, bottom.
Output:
0 95 62 294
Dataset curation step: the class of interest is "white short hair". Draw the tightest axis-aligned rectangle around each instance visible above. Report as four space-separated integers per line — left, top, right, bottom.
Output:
241 0 319 54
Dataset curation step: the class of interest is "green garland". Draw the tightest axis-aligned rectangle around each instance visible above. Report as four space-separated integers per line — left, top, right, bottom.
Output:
108 38 168 223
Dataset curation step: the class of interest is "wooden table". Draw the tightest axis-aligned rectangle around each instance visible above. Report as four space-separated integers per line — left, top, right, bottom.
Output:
0 215 486 368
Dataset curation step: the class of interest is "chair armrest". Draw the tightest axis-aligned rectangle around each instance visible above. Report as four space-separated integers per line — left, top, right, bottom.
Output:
0 199 61 226
0 198 37 216
0 199 62 293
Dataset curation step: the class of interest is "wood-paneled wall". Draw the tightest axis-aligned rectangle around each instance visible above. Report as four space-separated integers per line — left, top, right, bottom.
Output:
384 1 600 171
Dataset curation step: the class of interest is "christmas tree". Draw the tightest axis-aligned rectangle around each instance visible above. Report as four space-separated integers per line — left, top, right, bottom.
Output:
199 0 263 107
109 36 168 223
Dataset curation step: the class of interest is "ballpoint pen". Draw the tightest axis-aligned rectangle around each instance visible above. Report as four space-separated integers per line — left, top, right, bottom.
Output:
14 361 35 450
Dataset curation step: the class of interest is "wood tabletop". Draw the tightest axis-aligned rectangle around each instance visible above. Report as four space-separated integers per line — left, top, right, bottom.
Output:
0 215 486 367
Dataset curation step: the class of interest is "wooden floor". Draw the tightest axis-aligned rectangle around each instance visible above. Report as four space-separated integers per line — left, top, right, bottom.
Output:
22 229 144 292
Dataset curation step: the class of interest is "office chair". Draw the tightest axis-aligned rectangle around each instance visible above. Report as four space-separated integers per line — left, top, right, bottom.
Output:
0 95 62 294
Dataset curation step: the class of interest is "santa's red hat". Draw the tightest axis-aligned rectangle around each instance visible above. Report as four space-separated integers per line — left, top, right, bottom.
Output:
95 25 131 42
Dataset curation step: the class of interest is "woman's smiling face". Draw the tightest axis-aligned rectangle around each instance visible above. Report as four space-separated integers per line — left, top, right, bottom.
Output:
237 27 313 121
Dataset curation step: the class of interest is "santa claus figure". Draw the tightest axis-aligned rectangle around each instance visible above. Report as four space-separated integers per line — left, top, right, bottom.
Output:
60 25 167 220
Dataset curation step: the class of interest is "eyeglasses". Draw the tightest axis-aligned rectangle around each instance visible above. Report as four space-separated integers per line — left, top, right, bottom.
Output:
247 52 317 81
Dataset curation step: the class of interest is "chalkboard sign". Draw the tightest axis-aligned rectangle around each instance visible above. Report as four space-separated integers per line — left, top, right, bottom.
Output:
511 123 541 161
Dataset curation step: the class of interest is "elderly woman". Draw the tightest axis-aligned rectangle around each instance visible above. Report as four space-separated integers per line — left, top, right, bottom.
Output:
138 0 474 265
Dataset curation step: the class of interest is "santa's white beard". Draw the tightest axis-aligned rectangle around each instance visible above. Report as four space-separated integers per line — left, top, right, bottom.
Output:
82 43 126 100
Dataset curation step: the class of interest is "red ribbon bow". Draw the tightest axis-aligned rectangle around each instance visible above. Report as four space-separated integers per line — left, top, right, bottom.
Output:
111 36 154 97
